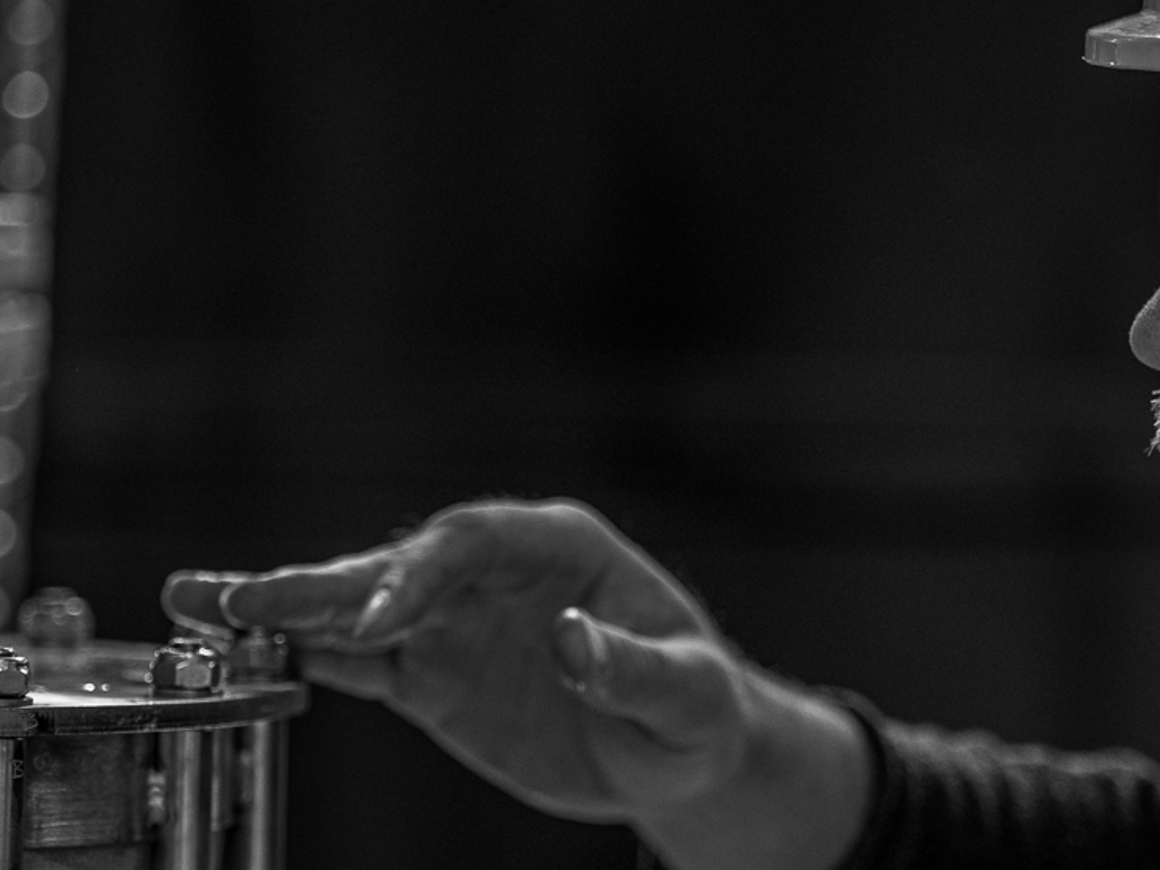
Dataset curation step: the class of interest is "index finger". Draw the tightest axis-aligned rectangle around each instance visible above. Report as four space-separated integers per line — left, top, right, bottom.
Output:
219 549 393 635
162 570 253 636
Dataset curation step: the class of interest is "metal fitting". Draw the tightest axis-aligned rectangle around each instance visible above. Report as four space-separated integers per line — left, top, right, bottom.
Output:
169 625 232 658
228 628 289 682
0 647 30 700
17 586 95 647
148 637 223 695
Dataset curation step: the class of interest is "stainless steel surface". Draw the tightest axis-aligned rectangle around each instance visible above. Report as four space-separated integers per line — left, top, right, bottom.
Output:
209 728 233 870
25 734 150 847
0 683 306 739
157 729 213 870
0 627 308 869
0 738 22 870
231 720 287 870
1086 1 1160 70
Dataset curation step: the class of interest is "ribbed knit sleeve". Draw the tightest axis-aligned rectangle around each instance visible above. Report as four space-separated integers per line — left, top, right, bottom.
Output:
835 698 1160 869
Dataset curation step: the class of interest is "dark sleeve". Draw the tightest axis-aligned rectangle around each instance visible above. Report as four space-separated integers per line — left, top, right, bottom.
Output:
834 695 1160 870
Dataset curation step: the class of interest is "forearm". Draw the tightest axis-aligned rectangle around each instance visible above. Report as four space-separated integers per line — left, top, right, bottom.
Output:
633 670 874 870
845 715 1160 869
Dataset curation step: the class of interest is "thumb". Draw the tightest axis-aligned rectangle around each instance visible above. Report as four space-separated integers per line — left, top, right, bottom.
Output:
552 608 731 744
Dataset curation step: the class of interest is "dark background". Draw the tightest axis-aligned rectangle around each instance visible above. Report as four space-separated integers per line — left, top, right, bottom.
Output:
23 0 1160 866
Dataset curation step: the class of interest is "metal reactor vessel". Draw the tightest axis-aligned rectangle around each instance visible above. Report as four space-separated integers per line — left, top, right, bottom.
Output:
1087 1 1160 69
0 587 307 870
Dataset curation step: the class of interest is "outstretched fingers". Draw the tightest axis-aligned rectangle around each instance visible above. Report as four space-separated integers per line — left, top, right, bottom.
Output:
164 550 407 650
216 556 405 654
163 570 254 636
160 509 499 655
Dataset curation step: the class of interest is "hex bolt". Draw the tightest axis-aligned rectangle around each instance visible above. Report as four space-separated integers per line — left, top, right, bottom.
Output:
0 648 30 700
149 637 223 695
17 586 95 647
228 628 290 682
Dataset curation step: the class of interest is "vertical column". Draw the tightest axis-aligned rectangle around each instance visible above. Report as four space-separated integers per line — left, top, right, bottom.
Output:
0 738 23 869
157 730 213 870
232 719 287 870
228 629 291 870
207 728 233 870
149 639 225 870
0 0 61 626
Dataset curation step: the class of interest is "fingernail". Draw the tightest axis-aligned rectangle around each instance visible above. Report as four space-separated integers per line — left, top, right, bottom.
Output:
218 583 253 629
352 585 393 640
554 608 607 693
219 578 268 629
160 573 187 613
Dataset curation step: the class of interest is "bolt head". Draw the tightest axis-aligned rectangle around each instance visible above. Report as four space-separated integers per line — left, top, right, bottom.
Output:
149 638 222 694
228 629 289 681
0 650 30 699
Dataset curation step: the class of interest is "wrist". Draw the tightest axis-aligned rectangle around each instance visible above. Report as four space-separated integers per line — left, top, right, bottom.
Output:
633 668 873 870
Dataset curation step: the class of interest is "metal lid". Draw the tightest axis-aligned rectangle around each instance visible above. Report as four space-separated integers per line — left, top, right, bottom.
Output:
0 636 307 738
1086 2 1160 70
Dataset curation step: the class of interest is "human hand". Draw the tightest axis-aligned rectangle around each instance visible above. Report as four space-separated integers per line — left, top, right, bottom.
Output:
162 498 757 824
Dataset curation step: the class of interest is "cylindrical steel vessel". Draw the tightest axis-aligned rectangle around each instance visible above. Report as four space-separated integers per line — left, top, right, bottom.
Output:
0 629 308 870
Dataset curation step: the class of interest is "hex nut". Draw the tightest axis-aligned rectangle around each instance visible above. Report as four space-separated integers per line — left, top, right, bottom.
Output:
18 587 95 647
227 629 289 682
0 648 30 699
149 638 223 694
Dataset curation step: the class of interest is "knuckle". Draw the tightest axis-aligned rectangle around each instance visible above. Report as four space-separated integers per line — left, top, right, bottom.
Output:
429 497 602 541
539 498 597 526
426 502 508 552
